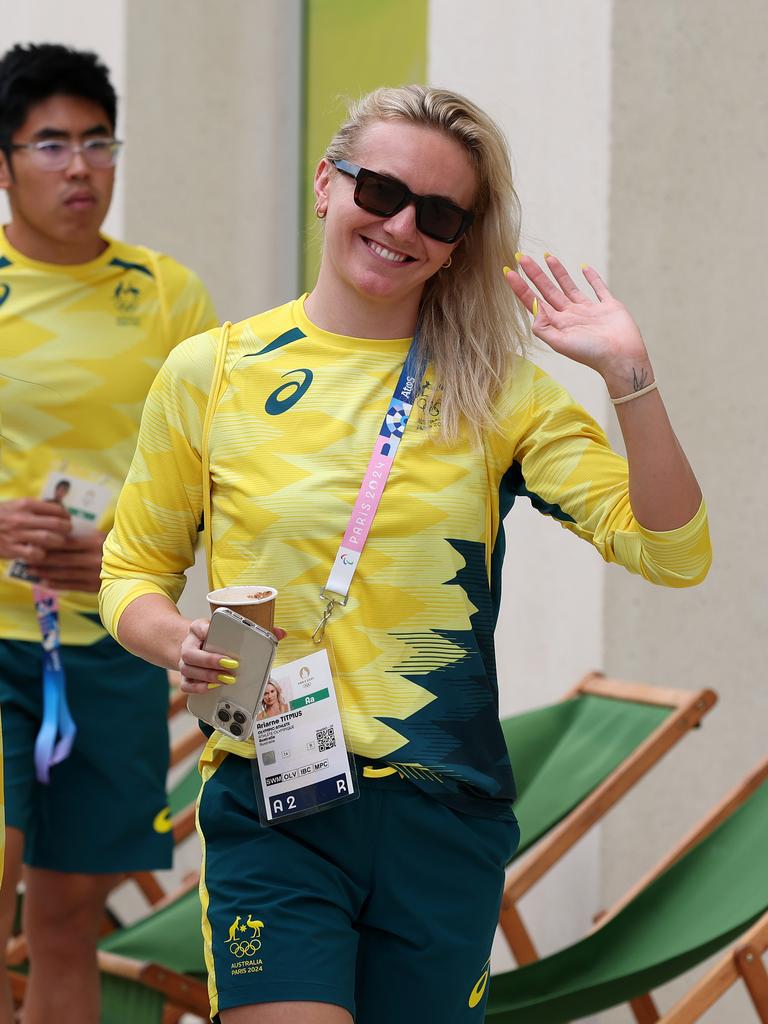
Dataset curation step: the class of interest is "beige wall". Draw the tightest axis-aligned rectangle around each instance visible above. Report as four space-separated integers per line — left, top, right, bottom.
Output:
122 0 302 324
431 1 767 1017
601 2 768 1020
429 0 613 982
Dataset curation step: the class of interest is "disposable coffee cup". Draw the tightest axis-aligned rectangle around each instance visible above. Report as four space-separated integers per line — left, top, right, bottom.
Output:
207 586 277 630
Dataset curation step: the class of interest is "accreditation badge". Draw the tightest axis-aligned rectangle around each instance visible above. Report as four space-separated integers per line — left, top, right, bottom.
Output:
8 464 115 583
250 642 358 825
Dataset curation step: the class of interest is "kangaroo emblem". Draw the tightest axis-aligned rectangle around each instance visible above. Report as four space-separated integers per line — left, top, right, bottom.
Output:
227 915 242 942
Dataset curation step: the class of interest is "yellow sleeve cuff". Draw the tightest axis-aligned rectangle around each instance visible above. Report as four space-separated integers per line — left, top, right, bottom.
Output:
615 499 712 588
99 580 180 643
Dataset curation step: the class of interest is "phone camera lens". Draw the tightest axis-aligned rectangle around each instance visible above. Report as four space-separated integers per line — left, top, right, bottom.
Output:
230 722 243 736
217 707 232 723
233 711 247 725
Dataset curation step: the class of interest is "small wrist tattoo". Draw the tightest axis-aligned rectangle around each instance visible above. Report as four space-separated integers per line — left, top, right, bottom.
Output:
632 367 650 392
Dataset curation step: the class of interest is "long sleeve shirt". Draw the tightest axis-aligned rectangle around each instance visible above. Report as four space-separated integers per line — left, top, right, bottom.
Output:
100 296 710 818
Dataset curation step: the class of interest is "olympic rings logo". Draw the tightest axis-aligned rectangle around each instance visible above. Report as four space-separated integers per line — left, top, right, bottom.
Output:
229 938 262 957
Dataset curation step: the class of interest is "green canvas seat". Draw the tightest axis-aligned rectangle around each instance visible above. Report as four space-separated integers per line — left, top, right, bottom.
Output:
503 691 669 858
99 885 208 1023
487 758 768 1023
498 674 715 963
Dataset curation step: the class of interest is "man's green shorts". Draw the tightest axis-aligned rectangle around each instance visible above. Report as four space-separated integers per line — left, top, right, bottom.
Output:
0 633 173 873
198 751 520 1023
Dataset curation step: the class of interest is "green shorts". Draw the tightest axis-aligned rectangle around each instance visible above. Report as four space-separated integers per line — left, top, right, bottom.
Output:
198 752 519 1022
0 634 172 873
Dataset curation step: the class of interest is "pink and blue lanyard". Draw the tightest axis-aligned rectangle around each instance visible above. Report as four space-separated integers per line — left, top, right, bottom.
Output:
314 333 423 641
32 585 77 782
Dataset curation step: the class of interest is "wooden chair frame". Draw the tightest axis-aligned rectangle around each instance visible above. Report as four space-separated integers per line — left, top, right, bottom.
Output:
499 671 717 964
608 757 768 1024
98 949 210 1020
659 910 768 1024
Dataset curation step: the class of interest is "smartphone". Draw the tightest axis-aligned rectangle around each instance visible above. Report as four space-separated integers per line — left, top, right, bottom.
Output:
186 607 277 741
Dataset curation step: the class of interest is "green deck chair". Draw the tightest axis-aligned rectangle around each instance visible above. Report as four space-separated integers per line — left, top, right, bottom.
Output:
487 756 768 1023
98 881 209 1023
498 673 716 963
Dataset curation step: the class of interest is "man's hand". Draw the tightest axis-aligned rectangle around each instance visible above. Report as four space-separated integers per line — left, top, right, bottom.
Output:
29 531 107 593
0 498 72 561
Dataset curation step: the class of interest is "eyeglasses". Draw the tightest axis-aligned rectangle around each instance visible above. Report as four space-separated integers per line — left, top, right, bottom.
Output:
10 138 123 171
332 159 474 244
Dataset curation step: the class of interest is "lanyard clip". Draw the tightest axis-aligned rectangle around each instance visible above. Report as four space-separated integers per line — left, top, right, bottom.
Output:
312 599 337 644
312 590 347 644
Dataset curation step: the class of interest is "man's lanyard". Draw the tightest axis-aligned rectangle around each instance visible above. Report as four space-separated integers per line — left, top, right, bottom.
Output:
313 334 424 642
32 585 77 783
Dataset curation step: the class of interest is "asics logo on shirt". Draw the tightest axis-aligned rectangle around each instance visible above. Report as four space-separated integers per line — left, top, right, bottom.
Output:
265 368 314 415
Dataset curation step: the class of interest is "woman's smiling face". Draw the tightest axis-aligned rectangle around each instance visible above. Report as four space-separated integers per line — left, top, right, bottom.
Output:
314 119 476 314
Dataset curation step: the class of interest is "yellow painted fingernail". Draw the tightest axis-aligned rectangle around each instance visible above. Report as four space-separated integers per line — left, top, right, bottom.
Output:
581 263 589 270
532 298 539 317
219 658 239 670
514 251 524 262
207 683 221 690
502 265 512 276
217 674 236 684
543 251 552 259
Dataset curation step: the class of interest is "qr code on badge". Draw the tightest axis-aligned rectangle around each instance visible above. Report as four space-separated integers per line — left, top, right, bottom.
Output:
316 725 336 752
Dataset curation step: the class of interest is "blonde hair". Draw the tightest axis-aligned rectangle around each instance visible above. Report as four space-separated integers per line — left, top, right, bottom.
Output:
324 85 528 443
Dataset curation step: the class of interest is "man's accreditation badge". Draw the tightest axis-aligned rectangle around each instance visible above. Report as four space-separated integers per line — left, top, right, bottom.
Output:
250 645 357 825
7 464 115 583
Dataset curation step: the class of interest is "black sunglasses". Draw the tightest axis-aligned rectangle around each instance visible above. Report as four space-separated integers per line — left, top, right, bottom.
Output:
332 159 474 244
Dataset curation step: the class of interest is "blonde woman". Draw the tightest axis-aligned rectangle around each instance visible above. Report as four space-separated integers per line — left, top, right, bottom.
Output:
100 86 710 1024
255 680 289 720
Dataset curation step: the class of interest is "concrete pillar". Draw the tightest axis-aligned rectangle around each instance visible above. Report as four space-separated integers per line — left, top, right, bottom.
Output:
122 0 302 324
429 0 613 979
601 2 768 1019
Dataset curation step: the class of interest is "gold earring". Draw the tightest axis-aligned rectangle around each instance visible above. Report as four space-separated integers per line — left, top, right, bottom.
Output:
442 256 453 269
315 202 327 220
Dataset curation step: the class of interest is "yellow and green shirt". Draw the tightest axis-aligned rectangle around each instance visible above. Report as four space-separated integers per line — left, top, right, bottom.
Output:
0 229 217 645
100 297 711 817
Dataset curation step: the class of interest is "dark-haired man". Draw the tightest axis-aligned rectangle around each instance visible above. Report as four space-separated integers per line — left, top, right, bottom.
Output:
0 43 217 1023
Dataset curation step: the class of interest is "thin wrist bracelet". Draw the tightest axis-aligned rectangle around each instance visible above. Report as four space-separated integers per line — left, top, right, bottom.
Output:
610 380 658 406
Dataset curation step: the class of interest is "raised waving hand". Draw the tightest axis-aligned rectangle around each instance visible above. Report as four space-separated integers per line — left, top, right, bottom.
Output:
504 253 653 398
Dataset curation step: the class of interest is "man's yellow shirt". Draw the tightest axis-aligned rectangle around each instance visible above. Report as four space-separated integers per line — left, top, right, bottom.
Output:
0 229 217 644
